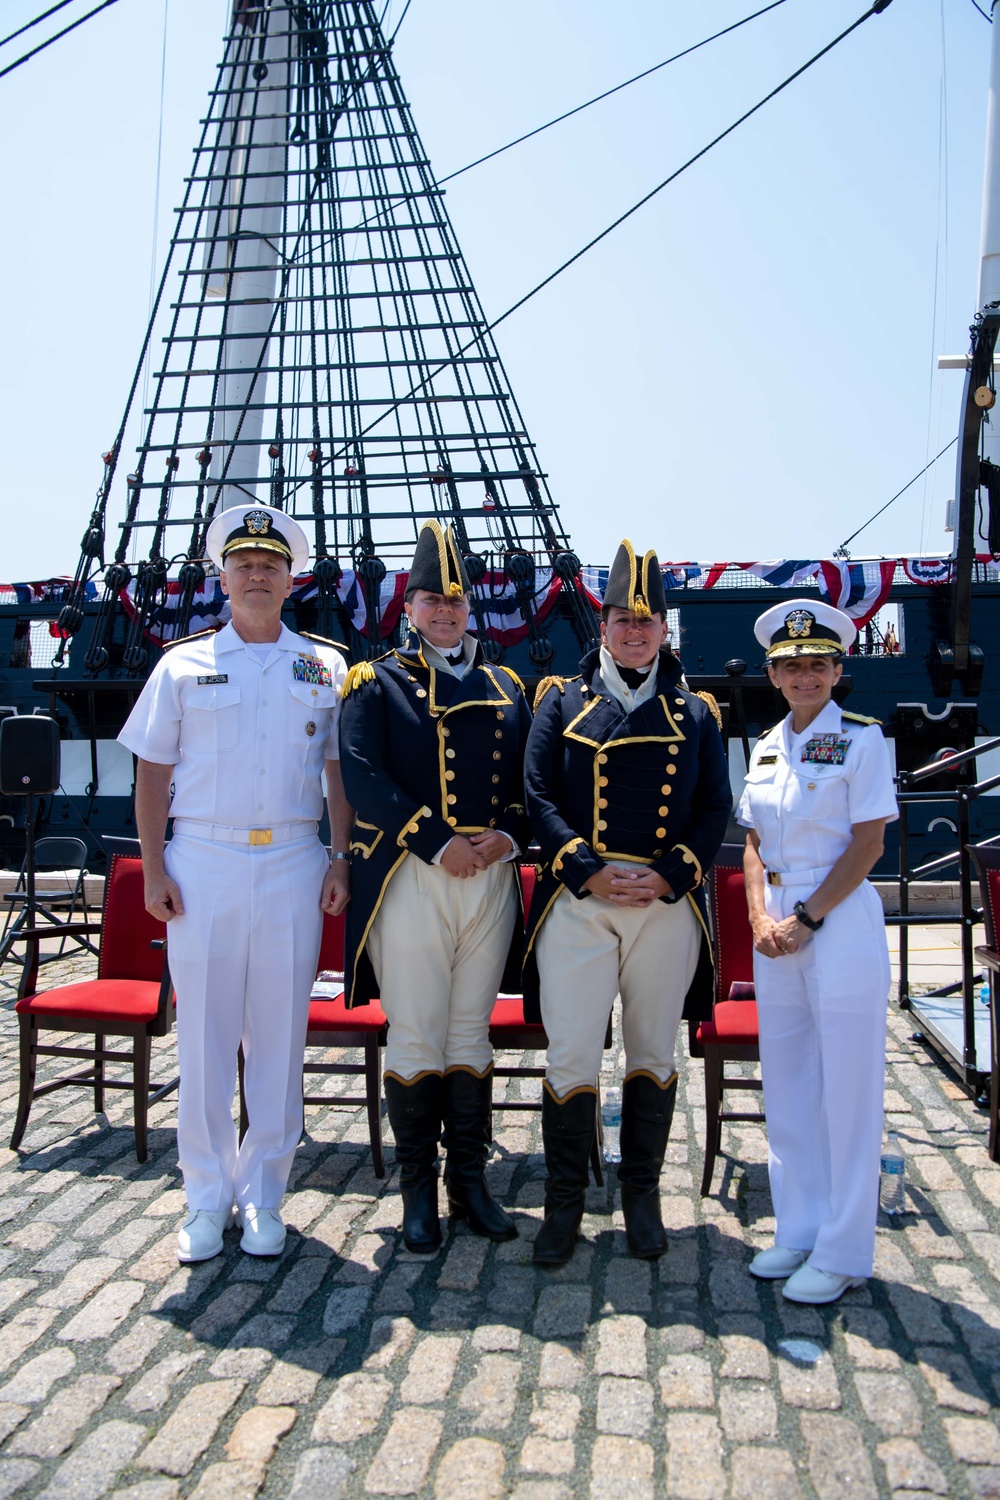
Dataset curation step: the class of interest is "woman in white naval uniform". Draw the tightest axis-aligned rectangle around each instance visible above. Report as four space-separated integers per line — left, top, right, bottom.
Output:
738 599 898 1305
119 504 351 1264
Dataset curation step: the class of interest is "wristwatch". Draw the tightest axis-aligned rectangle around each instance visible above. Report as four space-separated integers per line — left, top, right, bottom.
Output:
330 851 349 862
793 900 823 931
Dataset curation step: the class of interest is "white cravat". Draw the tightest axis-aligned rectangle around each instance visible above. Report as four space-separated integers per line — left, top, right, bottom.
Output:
599 644 659 713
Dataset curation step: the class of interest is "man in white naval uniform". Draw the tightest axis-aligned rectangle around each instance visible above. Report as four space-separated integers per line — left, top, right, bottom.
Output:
119 505 351 1262
739 598 898 1304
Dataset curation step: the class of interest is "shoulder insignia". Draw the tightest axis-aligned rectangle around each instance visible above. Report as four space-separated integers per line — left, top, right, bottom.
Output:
342 661 378 696
301 631 349 657
842 710 882 726
494 664 526 695
533 675 569 712
695 690 723 732
163 627 218 650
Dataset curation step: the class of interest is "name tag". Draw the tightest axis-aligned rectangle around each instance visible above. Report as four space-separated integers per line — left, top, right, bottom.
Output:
802 734 851 765
293 656 333 687
756 753 778 766
197 674 228 685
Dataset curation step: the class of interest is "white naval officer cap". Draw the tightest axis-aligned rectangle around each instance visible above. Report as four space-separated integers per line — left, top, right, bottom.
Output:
754 597 857 659
206 504 310 576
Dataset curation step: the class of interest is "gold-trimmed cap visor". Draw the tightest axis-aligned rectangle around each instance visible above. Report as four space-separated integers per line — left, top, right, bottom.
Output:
766 636 845 659
221 533 293 563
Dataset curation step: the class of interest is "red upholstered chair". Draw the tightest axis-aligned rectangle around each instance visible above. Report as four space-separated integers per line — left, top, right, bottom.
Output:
970 842 1000 1162
302 910 389 1177
488 863 604 1186
10 854 177 1162
693 843 764 1195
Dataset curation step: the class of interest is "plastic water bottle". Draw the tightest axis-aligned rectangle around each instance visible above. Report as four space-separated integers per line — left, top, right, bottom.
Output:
601 1086 622 1165
880 1131 906 1215
980 981 991 1007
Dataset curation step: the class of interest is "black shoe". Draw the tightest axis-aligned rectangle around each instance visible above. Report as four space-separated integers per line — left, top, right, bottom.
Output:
442 1065 518 1242
619 1070 677 1260
533 1084 598 1268
384 1071 443 1254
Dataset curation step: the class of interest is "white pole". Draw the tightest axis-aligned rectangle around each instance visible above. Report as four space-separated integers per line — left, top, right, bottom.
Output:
979 4 1000 307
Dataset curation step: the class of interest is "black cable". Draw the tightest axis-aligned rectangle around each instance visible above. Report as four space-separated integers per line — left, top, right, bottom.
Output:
969 0 992 21
0 0 77 50
388 0 412 46
837 436 958 552
340 0 896 459
0 0 122 82
438 0 791 187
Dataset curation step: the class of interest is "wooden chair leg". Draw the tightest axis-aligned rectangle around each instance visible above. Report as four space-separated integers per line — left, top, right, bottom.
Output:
94 1031 105 1114
133 1034 151 1164
700 1046 723 1196
238 1044 249 1145
990 988 999 1164
9 1015 38 1150
365 1037 385 1179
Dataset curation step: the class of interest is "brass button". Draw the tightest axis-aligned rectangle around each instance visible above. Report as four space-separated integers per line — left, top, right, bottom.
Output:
491 796 500 806
407 675 417 682
669 745 679 757
675 697 684 705
596 841 606 852
496 711 504 721
445 771 455 782
667 765 677 776
490 818 498 828
653 848 664 857
808 782 816 790
416 687 427 699
442 727 450 738
446 748 456 759
447 816 457 826
597 819 607 831
598 798 608 809
447 794 457 805
598 776 609 787
311 689 318 697
675 713 684 721
658 806 669 816
493 751 502 761
495 730 503 740
656 826 667 839
492 774 500 785
661 785 671 795
597 753 608 766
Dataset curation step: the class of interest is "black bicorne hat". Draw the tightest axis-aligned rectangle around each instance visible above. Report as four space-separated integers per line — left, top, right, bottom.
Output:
407 520 471 598
603 539 667 619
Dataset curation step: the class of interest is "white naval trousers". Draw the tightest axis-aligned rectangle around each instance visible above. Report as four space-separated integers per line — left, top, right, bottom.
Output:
536 888 700 1096
164 829 328 1213
366 855 518 1078
754 878 889 1278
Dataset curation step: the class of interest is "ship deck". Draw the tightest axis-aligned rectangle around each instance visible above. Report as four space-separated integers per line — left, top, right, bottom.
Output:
0 932 998 1499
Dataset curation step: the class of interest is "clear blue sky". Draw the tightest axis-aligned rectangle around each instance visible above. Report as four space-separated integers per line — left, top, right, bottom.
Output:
0 0 992 577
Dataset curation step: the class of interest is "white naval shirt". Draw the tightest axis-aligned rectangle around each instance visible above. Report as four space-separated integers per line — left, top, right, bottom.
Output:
118 622 347 826
737 699 898 874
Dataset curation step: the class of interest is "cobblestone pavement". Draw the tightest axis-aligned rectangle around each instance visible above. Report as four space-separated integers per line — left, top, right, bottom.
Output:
1 944 999 1500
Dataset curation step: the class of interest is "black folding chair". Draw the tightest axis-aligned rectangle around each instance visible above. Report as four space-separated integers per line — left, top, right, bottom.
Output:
0 836 97 968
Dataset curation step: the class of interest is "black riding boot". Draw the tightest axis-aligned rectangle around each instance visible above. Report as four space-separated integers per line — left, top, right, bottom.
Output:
384 1071 443 1254
442 1065 518 1242
618 1070 677 1260
533 1084 598 1268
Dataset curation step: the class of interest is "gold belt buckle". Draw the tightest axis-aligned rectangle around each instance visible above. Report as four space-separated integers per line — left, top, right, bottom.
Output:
766 870 782 886
249 828 272 846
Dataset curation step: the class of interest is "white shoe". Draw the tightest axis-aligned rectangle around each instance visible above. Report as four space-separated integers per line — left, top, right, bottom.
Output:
749 1245 810 1280
177 1208 233 1263
782 1264 866 1304
239 1205 286 1257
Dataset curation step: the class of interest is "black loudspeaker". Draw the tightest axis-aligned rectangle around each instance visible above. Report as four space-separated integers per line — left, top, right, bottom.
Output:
0 714 61 795
894 703 979 789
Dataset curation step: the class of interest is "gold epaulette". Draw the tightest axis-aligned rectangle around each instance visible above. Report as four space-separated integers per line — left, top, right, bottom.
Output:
533 674 570 712
301 631 349 657
163 627 218 650
843 710 882 726
494 664 526 695
343 660 377 696
696 690 723 732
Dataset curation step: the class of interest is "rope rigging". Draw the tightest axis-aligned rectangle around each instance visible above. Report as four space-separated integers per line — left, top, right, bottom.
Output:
836 437 958 554
436 0 791 188
0 0 123 83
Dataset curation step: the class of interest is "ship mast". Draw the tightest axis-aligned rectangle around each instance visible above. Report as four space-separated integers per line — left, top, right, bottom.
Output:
56 0 597 672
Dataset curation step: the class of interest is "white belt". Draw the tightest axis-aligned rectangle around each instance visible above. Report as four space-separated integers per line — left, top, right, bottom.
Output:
765 865 832 888
173 820 318 847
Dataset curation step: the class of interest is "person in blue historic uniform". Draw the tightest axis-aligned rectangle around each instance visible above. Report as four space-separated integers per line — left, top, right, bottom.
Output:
339 521 532 1253
523 540 732 1267
739 599 898 1305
